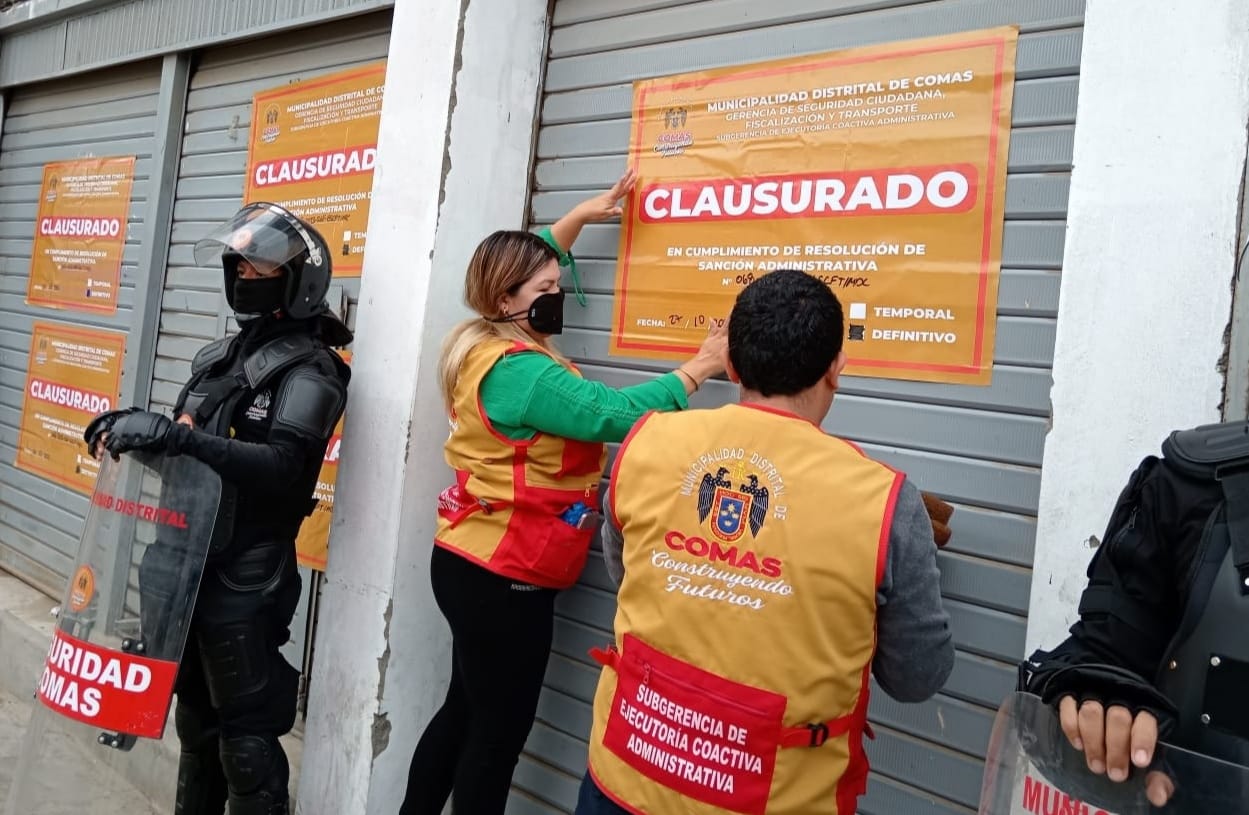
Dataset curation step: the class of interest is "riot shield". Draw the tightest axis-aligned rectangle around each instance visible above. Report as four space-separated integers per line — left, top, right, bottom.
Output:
4 450 227 815
978 692 1249 814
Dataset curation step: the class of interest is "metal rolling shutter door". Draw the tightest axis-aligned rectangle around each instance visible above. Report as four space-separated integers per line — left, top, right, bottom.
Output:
516 1 1083 812
152 10 391 414
0 61 162 595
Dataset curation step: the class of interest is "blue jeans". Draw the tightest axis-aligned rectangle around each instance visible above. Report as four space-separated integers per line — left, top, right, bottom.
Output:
575 772 632 815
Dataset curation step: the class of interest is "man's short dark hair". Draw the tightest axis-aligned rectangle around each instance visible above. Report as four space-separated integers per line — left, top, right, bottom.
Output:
727 269 844 397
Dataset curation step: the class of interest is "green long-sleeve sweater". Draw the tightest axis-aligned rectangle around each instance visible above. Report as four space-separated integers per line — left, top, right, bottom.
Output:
479 352 687 442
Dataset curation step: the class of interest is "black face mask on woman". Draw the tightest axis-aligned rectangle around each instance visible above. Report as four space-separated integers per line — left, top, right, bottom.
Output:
489 290 565 335
232 276 287 315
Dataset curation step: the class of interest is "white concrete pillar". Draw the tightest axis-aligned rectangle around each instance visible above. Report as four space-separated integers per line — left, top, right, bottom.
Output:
295 1 552 813
1026 0 1249 654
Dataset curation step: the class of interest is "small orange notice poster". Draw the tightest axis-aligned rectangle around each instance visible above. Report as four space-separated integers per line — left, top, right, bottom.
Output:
244 62 387 277
27 157 135 314
17 322 126 494
614 27 1019 385
295 351 351 571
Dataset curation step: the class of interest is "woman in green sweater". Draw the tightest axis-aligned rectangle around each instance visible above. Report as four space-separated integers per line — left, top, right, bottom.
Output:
400 170 726 815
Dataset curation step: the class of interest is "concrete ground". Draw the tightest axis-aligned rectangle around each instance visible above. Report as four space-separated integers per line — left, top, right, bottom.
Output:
0 571 302 813
0 685 161 814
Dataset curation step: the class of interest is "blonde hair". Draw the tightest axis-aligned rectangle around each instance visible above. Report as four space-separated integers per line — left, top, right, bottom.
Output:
438 230 565 411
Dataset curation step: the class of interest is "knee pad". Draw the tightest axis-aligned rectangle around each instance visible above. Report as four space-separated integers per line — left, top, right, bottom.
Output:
219 734 288 798
176 758 228 815
175 703 227 815
175 752 228 815
225 792 290 815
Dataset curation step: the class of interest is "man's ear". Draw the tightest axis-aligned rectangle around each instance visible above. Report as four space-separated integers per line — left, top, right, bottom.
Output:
826 349 847 390
726 355 742 385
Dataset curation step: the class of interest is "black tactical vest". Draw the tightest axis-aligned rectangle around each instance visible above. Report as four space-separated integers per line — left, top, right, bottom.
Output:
1155 421 1249 765
176 331 325 438
174 327 332 553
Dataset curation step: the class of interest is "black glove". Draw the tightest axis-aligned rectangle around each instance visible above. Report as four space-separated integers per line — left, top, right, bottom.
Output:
1024 661 1178 738
83 407 141 455
104 411 174 457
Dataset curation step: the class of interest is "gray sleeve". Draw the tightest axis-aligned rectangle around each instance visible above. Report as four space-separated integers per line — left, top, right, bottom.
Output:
600 489 626 587
872 478 955 703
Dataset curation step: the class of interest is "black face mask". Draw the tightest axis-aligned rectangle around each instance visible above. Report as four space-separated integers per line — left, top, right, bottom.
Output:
492 290 565 335
232 276 286 315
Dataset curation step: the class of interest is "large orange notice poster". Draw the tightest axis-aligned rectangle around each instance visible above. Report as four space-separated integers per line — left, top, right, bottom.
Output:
17 322 126 494
295 351 351 571
27 157 135 314
244 62 386 277
614 27 1019 385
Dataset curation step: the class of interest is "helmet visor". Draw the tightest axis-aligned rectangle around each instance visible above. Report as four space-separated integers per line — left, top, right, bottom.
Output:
192 203 309 274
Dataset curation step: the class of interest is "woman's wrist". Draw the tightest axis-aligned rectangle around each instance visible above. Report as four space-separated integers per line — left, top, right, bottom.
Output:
678 360 717 390
674 366 701 392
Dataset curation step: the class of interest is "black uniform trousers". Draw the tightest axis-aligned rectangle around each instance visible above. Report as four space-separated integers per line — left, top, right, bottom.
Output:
171 538 302 815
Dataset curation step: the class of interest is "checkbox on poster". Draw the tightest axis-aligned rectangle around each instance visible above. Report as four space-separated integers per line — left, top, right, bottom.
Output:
848 302 867 320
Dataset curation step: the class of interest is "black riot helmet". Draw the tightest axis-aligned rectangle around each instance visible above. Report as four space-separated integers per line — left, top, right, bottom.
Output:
193 202 333 321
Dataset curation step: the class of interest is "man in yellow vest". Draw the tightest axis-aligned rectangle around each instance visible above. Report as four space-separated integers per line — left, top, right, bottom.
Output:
576 269 955 815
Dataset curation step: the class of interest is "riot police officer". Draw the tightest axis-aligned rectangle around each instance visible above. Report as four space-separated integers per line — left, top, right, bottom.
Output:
86 203 352 815
1019 419 1249 807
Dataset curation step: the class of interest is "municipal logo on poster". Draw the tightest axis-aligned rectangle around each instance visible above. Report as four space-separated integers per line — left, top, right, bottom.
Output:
261 104 281 144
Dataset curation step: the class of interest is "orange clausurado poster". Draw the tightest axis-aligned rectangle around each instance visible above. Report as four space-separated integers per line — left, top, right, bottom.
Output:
243 62 386 277
295 351 351 571
17 322 126 494
27 157 135 314
613 27 1019 385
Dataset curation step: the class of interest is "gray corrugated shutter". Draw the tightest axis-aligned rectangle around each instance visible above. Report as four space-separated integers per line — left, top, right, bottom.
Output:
152 9 391 414
517 2 1083 813
0 61 162 595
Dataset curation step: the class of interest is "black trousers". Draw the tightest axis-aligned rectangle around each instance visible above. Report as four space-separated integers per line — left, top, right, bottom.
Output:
160 539 302 815
574 774 631 815
400 545 558 815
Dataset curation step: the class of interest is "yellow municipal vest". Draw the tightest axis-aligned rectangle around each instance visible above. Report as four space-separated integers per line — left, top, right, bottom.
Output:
434 339 606 589
588 403 903 815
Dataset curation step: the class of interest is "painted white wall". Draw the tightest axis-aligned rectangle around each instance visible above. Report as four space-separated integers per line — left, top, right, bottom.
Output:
1026 0 1249 654
295 1 552 813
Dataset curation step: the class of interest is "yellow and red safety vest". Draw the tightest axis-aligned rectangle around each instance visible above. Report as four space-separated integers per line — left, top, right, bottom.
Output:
588 403 902 814
434 339 606 589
